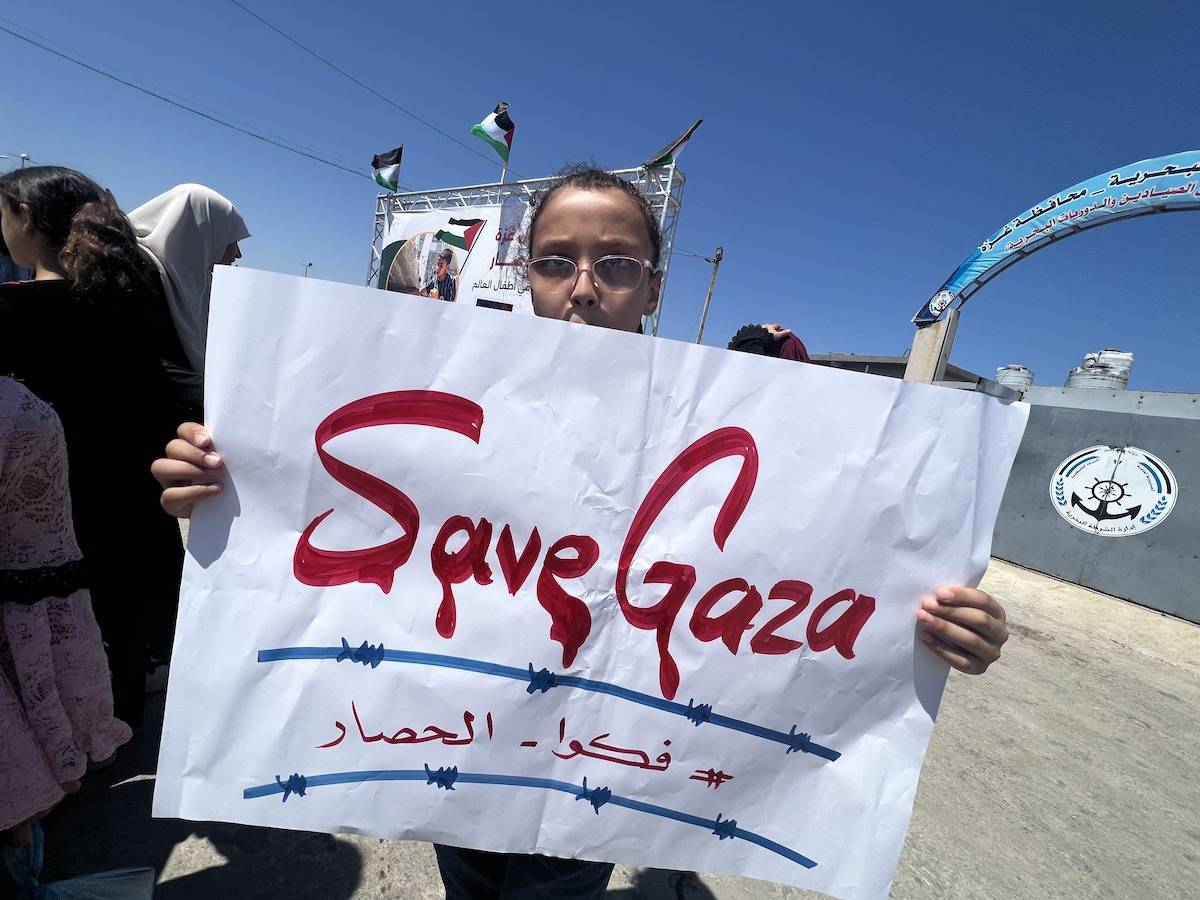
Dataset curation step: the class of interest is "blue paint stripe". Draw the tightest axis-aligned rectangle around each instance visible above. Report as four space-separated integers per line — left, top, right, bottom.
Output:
256 646 840 761
1065 455 1098 477
258 646 529 681
1138 461 1163 493
243 768 818 869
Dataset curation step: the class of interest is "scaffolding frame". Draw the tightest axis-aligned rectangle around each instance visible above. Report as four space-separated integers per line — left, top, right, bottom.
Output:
366 164 687 335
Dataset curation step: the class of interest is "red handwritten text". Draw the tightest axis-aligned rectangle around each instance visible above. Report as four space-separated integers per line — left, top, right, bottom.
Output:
294 392 876 699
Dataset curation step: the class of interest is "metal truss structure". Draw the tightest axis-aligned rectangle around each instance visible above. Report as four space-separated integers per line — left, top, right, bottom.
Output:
366 164 687 335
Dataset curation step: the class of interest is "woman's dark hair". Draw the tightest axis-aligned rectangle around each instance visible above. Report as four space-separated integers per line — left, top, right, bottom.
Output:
526 164 663 268
0 165 156 295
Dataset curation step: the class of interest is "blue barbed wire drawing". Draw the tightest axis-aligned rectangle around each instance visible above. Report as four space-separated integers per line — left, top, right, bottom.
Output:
275 773 307 802
244 766 817 869
257 640 842 761
424 764 459 790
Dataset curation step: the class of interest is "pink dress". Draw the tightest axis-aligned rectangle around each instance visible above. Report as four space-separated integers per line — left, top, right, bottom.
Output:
0 378 131 831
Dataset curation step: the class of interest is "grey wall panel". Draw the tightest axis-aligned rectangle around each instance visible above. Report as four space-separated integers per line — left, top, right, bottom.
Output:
992 404 1198 622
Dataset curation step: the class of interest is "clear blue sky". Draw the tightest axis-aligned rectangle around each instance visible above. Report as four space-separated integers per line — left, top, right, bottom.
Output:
3 0 1196 391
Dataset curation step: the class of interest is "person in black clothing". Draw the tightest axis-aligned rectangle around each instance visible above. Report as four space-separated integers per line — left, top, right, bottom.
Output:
0 166 184 728
423 247 457 303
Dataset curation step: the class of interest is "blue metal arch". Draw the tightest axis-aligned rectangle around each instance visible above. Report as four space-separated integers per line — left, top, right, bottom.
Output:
914 151 1200 324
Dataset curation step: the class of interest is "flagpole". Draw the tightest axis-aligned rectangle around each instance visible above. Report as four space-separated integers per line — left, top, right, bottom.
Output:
499 161 508 185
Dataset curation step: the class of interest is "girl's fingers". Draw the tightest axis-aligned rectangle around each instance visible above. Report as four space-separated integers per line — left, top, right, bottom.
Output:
920 631 985 674
161 483 222 518
920 595 1009 645
154 425 224 518
934 585 1005 620
177 422 212 448
151 458 221 489
163 437 222 470
764 324 793 340
916 587 1007 674
917 609 1001 664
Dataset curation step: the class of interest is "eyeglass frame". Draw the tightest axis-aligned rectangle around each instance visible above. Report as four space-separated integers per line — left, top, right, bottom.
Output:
524 254 660 295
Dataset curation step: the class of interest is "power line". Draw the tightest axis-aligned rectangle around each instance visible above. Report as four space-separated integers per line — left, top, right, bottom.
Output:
229 0 522 179
5 15 363 171
0 17 384 183
1 151 37 167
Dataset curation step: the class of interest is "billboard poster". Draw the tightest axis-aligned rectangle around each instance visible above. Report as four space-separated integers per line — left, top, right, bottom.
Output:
378 200 534 314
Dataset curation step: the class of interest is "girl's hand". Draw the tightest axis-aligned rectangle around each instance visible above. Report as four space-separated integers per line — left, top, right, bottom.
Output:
4 819 34 848
2 795 64 847
150 422 224 519
762 323 793 341
917 586 1008 674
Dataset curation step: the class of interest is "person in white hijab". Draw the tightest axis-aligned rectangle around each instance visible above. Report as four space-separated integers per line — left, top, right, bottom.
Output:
129 184 249 415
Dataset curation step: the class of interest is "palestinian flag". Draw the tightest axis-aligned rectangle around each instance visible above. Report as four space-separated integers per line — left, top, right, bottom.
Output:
435 217 485 251
643 119 703 169
372 145 403 191
470 102 515 164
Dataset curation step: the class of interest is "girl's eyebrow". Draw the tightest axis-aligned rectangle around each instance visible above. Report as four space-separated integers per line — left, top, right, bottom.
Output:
534 240 573 255
535 238 641 258
594 239 640 255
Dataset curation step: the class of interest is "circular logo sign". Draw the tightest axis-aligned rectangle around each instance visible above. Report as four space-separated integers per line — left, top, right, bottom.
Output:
1050 445 1178 537
928 290 955 316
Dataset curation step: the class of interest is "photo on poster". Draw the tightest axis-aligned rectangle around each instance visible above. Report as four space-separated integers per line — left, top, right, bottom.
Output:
378 216 487 301
376 206 536 314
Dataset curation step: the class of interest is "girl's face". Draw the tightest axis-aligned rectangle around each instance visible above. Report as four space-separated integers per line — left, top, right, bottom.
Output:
0 195 35 268
529 187 661 333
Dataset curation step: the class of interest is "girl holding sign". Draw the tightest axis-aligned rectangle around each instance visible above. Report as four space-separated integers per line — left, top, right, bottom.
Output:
151 164 1009 898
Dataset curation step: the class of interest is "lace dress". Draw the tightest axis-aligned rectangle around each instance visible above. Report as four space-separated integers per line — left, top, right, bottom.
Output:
0 378 131 831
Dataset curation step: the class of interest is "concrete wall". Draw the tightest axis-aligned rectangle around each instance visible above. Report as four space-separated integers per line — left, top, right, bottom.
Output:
992 393 1199 623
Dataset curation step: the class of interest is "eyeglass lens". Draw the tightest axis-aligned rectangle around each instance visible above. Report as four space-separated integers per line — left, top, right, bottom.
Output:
529 257 645 292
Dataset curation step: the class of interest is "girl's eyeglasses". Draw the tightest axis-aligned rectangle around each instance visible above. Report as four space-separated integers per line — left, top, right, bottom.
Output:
526 255 655 295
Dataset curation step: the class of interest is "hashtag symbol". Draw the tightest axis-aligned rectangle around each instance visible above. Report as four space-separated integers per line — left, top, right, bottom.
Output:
689 768 734 789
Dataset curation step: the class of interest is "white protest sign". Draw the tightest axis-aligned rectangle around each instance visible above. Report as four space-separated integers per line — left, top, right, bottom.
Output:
155 268 1028 899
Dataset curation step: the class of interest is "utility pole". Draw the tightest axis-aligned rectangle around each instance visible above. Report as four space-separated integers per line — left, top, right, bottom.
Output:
694 246 724 344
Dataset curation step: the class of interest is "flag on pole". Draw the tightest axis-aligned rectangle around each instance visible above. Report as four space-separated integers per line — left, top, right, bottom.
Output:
435 217 485 251
470 102 515 164
372 146 403 191
642 119 703 169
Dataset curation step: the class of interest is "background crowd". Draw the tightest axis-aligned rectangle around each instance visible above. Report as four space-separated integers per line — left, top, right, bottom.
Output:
0 166 247 892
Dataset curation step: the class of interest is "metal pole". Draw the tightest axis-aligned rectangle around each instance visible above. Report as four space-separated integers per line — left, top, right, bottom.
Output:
651 162 677 336
694 246 724 344
19 153 29 168
303 262 313 278
367 195 386 286
903 308 960 383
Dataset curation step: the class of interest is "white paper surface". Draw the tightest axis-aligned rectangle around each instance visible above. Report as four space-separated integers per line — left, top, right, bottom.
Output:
154 268 1029 899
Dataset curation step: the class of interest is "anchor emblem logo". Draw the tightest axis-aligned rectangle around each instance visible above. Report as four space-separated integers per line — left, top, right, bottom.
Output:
1069 478 1140 523
1050 445 1177 537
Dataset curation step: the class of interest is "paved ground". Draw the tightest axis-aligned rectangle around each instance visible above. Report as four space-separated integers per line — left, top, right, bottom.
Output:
21 559 1200 899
